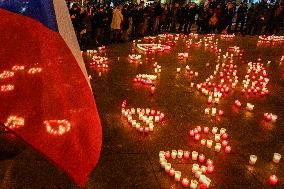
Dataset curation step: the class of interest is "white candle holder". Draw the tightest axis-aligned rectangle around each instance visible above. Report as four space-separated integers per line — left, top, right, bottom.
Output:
165 163 171 173
219 128 226 135
273 153 281 163
177 150 183 159
215 134 221 142
201 139 206 145
249 155 257 165
215 143 221 152
174 171 181 181
192 151 198 160
192 164 199 173
171 150 177 159
212 127 218 134
206 140 213 148
190 180 198 189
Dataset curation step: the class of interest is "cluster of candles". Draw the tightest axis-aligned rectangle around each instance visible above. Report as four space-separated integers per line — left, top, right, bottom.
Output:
178 53 189 59
0 70 14 79
89 55 109 72
11 65 25 71
263 112 278 122
153 62 162 73
121 102 164 133
258 35 284 44
1 84 14 92
128 54 142 61
136 43 171 54
241 62 269 96
44 119 71 136
90 55 109 69
204 107 224 116
4 116 25 129
220 34 235 40
249 153 281 185
159 150 212 188
189 126 231 153
86 49 97 55
185 65 199 76
28 67 42 74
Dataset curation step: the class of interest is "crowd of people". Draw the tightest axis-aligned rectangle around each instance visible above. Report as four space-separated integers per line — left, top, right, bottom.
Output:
67 0 284 49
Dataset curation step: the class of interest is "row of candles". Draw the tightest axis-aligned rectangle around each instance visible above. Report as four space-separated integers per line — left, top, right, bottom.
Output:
159 150 212 188
234 100 278 122
133 74 157 94
90 55 109 69
189 126 231 153
121 101 164 133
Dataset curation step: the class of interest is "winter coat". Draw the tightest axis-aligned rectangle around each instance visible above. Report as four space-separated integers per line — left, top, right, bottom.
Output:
111 8 123 30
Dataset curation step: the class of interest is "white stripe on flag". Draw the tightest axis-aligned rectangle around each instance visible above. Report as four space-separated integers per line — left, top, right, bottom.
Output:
52 0 91 88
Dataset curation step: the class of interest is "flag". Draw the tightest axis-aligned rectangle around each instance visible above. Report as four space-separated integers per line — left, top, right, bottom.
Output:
0 0 102 186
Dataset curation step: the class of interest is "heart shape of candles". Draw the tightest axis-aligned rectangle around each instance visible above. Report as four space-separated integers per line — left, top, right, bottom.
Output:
241 62 269 96
4 115 25 129
121 102 164 133
189 126 231 153
44 119 71 136
159 150 212 188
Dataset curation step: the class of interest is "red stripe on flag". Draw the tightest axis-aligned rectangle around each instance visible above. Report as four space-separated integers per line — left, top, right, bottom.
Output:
0 9 102 186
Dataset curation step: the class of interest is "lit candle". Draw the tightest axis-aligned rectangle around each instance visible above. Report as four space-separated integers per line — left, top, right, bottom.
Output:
221 133 228 140
192 164 199 173
212 127 218 134
160 159 167 168
206 165 214 173
201 139 206 146
165 151 171 159
211 108 216 116
249 155 257 165
199 154 205 162
195 171 202 179
206 159 213 166
177 68 181 73
192 151 198 160
206 140 213 148
175 171 181 181
190 180 198 189
169 168 175 176
165 163 171 173
215 134 221 142
225 146 231 153
194 134 200 141
184 151 190 159
222 140 228 147
215 143 221 152
189 130 195 136
273 153 281 163
269 175 278 185
182 178 189 187
200 166 207 173
203 127 209 133
171 150 177 159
